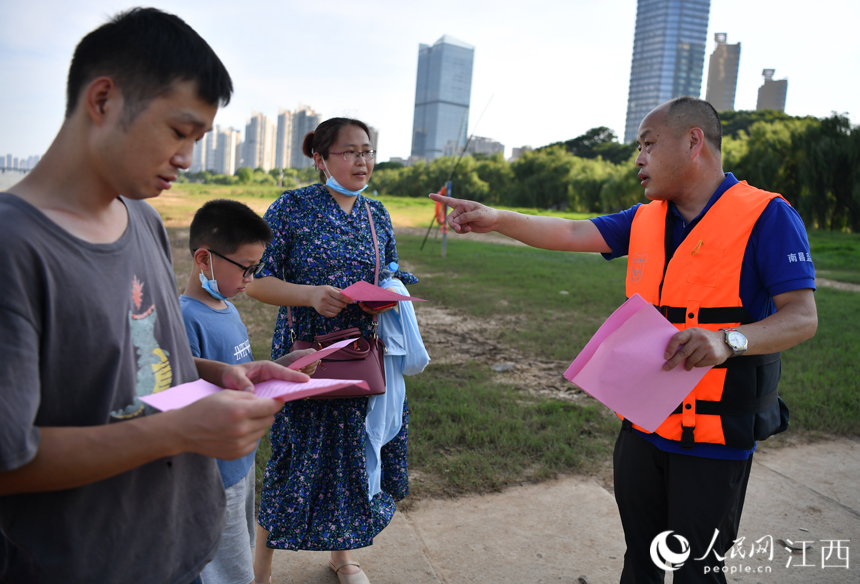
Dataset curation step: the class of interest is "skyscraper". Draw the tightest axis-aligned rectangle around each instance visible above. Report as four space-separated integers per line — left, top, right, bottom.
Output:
705 33 741 112
756 69 788 112
411 35 474 159
290 105 321 169
190 129 214 172
623 0 711 143
275 109 292 170
243 112 276 171
367 126 379 154
213 127 241 176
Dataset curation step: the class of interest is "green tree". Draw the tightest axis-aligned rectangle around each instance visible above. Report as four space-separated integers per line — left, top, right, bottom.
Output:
374 161 405 171
542 126 636 164
796 113 860 231
235 167 254 184
509 146 576 208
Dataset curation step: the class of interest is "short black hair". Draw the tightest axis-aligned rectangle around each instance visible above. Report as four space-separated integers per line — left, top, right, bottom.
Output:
664 96 722 152
189 200 272 255
66 7 232 122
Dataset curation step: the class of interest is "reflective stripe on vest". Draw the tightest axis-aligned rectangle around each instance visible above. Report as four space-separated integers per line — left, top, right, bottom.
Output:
623 181 786 449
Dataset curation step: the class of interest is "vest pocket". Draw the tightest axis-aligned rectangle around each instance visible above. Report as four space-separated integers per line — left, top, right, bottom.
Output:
685 246 725 287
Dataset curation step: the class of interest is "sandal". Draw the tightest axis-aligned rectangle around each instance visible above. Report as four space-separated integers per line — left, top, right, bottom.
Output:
329 560 371 584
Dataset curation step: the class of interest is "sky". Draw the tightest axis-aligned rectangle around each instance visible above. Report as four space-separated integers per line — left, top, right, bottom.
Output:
1 0 858 163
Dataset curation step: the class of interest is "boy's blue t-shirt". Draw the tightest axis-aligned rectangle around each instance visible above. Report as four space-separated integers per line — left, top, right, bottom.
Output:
590 173 816 459
180 295 256 488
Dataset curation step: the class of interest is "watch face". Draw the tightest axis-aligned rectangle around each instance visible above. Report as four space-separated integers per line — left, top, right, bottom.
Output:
727 331 746 349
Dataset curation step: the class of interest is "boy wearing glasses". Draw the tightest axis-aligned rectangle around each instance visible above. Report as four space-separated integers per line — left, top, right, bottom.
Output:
181 199 316 584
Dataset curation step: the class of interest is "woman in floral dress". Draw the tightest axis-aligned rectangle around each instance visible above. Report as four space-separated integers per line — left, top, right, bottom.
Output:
246 117 416 584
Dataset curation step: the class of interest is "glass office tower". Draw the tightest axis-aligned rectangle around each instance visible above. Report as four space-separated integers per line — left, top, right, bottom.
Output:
411 35 474 159
623 0 710 143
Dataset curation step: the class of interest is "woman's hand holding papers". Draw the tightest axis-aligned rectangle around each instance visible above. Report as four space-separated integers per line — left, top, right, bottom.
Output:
309 285 351 318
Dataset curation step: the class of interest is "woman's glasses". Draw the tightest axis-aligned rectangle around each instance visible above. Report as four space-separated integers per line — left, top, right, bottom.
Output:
329 150 376 161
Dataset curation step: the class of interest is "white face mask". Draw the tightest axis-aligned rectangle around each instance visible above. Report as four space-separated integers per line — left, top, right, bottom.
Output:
199 251 227 300
321 156 369 197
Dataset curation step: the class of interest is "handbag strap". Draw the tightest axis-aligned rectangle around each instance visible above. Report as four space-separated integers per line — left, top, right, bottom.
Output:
287 200 380 338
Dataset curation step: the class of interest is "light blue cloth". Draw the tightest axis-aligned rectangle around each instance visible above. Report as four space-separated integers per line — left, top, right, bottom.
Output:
365 278 430 499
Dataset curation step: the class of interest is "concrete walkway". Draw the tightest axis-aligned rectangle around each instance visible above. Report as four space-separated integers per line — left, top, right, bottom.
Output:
269 438 859 583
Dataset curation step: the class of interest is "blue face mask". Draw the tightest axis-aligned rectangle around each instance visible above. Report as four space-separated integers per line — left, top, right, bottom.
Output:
321 157 369 197
199 251 228 301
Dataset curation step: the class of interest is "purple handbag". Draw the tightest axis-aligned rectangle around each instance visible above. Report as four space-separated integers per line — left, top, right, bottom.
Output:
287 201 386 398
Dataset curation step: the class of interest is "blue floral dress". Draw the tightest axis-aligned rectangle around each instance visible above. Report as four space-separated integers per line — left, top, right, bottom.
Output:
256 183 417 551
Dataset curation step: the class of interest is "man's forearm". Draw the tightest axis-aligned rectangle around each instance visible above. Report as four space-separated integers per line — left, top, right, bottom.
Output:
0 412 182 496
740 288 818 355
494 211 611 253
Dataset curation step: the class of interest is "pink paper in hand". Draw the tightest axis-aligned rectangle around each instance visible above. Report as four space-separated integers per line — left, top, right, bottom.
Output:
139 379 221 411
285 337 358 370
139 377 369 411
340 280 425 303
564 294 711 432
252 378 369 400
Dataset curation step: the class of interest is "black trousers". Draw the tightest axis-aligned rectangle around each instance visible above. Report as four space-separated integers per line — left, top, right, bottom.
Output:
613 426 754 584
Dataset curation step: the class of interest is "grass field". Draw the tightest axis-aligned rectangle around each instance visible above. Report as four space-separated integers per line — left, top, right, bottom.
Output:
161 184 860 500
154 182 599 229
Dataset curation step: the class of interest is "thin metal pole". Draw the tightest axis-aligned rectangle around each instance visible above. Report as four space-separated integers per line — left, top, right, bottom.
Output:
441 180 452 258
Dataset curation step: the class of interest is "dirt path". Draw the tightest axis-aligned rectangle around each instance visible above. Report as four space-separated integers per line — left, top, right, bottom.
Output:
816 277 860 292
412 303 589 403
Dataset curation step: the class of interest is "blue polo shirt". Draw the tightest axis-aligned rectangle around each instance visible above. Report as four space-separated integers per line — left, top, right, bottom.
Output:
591 173 816 459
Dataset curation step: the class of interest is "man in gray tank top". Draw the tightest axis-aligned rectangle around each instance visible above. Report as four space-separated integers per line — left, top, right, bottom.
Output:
0 8 308 583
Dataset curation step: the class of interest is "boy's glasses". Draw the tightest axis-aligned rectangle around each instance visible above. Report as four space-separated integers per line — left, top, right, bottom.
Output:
329 150 376 161
202 249 265 278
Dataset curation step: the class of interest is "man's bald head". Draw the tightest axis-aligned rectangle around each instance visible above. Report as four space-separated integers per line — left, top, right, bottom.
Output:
658 96 723 154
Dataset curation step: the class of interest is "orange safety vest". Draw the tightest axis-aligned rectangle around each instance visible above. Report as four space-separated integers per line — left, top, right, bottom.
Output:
624 181 789 449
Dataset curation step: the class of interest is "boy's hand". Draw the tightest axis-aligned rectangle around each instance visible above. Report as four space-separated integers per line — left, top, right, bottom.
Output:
310 285 350 318
222 360 310 393
275 348 319 376
171 390 282 460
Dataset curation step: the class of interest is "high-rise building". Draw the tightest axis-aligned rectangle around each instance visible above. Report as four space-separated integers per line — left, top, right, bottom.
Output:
623 0 711 143
443 135 504 157
705 33 741 112
235 140 244 172
243 112 277 171
190 126 238 174
275 109 292 170
290 105 321 169
212 127 241 176
756 69 788 112
190 129 211 172
367 126 379 154
510 146 534 161
410 35 474 160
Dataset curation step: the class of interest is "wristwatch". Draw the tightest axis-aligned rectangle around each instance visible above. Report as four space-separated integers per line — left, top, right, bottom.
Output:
721 328 748 357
